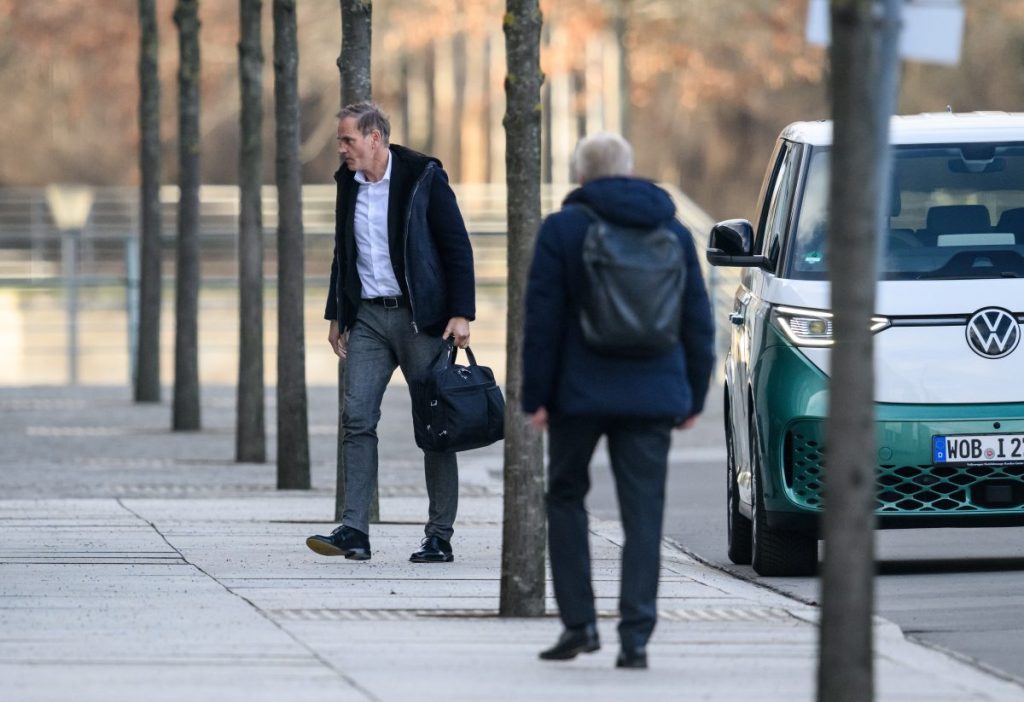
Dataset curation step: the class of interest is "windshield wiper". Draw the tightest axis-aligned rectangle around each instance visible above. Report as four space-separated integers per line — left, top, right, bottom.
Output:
915 271 1020 280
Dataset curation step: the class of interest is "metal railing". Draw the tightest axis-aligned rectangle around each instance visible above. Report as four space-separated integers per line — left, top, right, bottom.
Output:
0 183 732 385
0 182 719 280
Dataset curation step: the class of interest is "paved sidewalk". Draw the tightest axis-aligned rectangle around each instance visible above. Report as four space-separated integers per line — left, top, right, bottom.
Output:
2 386 1023 701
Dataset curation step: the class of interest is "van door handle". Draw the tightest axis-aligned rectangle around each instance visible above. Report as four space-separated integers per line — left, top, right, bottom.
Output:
729 312 745 326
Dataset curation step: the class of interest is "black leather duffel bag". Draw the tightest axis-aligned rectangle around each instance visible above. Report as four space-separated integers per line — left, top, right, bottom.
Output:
410 340 505 453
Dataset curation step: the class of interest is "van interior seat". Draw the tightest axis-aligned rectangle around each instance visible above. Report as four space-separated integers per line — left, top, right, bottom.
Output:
917 204 992 246
995 207 1024 244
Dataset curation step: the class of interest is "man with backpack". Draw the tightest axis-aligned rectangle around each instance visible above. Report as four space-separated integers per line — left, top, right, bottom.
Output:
522 132 715 669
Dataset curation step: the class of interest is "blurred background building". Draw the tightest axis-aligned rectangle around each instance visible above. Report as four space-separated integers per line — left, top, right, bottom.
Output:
7 0 1024 213
0 0 1022 384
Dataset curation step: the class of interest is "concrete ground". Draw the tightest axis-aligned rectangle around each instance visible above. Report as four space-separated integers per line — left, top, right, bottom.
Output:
1 385 1022 701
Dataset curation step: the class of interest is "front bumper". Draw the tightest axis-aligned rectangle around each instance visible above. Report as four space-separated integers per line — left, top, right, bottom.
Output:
754 341 1024 530
784 406 1024 528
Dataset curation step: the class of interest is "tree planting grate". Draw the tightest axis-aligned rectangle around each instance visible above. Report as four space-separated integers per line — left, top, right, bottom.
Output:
270 607 795 623
27 426 131 437
99 483 494 497
0 399 89 411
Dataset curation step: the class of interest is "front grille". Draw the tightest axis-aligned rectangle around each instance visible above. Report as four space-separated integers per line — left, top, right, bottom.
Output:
786 422 1024 514
789 430 825 508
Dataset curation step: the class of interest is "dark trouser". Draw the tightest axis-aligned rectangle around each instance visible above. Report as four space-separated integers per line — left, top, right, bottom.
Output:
341 301 458 540
546 415 672 650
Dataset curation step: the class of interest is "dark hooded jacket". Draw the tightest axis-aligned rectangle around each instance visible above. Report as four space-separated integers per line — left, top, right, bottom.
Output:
324 144 476 335
521 177 715 419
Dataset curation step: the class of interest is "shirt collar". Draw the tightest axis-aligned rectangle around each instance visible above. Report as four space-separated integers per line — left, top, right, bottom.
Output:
354 149 392 185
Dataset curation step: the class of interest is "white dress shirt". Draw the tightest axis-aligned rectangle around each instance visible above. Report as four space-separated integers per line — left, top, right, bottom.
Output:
353 151 402 298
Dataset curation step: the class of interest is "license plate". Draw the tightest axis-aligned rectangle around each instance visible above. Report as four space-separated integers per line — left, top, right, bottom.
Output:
933 433 1024 464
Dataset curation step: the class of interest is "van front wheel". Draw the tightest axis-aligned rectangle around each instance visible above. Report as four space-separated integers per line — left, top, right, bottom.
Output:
750 428 817 577
726 422 752 565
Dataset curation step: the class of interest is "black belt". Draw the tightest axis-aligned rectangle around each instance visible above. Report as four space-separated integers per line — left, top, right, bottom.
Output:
364 296 406 309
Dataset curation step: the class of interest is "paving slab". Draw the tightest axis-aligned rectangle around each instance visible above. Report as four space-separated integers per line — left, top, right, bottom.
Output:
2 386 1024 701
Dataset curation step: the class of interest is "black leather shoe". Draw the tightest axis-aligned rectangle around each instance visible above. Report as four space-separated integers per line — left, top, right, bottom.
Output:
409 535 454 563
538 624 600 661
615 646 648 669
305 525 371 560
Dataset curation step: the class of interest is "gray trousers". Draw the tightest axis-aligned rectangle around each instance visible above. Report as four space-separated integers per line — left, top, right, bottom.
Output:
546 415 672 650
341 301 459 540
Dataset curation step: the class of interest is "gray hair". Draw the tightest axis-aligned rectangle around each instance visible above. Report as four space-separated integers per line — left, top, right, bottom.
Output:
572 132 634 183
337 102 391 145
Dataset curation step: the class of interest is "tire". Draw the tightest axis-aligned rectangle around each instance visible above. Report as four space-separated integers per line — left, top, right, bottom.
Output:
750 424 817 577
726 422 752 565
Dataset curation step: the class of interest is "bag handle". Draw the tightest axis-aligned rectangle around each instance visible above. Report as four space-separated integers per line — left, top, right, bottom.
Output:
444 338 478 367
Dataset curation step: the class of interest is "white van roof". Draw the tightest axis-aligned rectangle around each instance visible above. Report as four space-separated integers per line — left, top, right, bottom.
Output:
781 112 1024 147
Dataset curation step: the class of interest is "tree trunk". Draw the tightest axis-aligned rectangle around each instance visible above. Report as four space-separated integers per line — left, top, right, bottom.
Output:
236 0 266 463
173 0 201 431
488 32 506 184
571 69 586 143
540 24 552 185
499 0 546 618
335 362 346 521
613 0 630 141
339 0 371 103
135 0 162 404
336 0 374 521
450 31 466 181
273 0 310 489
399 52 410 147
423 46 436 156
482 35 493 182
817 1 900 701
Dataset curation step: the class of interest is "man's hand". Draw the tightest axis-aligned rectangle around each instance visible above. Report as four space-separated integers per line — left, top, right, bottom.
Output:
443 316 471 348
328 320 348 359
528 406 548 431
675 414 699 431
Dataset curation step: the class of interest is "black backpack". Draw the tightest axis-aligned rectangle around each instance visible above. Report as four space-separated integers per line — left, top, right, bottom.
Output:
576 205 686 358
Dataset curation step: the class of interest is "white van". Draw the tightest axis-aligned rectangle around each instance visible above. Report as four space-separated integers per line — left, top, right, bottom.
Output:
707 113 1024 576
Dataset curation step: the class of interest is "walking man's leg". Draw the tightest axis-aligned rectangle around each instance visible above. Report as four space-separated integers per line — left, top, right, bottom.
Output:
394 309 458 562
340 309 398 535
607 419 672 668
306 306 396 559
539 415 603 661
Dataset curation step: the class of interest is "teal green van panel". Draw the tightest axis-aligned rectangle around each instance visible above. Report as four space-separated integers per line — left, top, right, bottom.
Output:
749 326 1024 518
787 411 1024 516
749 327 828 512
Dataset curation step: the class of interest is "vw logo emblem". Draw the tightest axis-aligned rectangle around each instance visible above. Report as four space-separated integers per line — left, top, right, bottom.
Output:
966 307 1021 359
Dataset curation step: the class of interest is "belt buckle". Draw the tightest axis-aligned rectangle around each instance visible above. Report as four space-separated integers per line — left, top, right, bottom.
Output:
383 296 399 309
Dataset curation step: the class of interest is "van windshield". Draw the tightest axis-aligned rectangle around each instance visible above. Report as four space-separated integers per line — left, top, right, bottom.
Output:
788 143 1024 280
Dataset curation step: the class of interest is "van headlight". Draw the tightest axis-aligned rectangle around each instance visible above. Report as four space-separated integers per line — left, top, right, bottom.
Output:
772 305 890 347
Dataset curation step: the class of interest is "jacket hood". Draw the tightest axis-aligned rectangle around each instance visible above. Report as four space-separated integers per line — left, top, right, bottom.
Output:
563 177 676 228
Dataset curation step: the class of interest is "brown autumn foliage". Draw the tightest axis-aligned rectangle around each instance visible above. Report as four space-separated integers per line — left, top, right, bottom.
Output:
1 0 1022 218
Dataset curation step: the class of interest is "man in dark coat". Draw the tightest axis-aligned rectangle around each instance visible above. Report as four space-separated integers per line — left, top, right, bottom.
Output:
523 132 714 669
306 102 475 563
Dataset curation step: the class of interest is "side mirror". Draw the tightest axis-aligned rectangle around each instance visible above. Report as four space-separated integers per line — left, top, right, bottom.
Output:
706 219 771 268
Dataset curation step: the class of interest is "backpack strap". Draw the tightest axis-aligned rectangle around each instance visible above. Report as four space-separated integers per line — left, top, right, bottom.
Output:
569 203 599 222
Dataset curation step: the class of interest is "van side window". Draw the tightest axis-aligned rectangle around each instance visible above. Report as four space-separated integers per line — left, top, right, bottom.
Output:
760 145 801 272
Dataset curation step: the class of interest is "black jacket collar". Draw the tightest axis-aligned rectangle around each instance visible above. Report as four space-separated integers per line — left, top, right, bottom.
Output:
334 144 441 254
